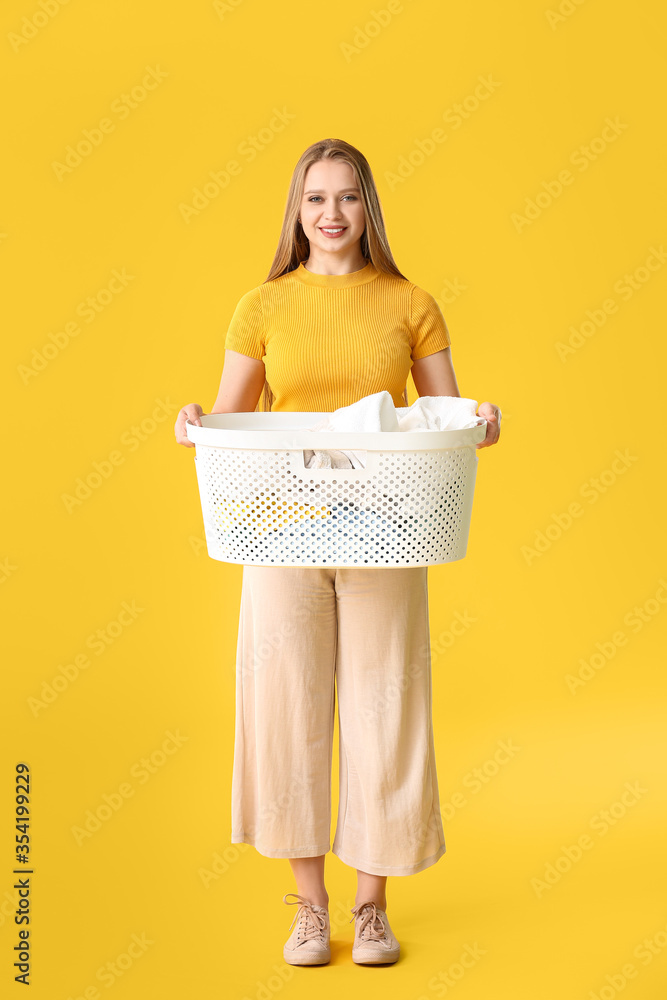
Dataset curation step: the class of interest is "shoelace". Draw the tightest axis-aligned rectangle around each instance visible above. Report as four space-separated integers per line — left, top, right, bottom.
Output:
349 900 387 941
283 893 328 942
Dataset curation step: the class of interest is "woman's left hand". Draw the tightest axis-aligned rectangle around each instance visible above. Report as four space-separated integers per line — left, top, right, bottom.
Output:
475 402 502 449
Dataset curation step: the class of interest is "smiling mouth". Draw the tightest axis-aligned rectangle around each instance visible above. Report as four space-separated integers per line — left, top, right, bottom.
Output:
319 227 347 237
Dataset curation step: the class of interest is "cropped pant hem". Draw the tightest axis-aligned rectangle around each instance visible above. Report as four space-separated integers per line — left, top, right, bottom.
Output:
331 841 447 877
231 834 331 859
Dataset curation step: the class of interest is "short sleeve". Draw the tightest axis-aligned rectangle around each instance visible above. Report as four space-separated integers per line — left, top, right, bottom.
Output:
224 286 265 361
410 285 451 360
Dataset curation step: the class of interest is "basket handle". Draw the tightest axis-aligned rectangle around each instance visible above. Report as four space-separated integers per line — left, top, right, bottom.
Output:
294 449 383 479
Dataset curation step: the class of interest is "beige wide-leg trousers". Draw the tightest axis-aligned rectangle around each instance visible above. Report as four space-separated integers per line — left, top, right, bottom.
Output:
230 564 447 876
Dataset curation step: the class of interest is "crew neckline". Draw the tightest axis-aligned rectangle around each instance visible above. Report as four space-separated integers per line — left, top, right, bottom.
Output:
292 259 379 288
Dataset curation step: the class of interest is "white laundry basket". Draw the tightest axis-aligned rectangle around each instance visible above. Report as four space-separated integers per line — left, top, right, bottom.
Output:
186 411 487 568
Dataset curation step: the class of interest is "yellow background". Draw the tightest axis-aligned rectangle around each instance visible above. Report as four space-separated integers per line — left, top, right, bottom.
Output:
2 0 666 996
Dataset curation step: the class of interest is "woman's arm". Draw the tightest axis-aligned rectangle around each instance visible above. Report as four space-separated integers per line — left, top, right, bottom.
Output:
411 347 501 449
210 349 266 413
174 350 266 447
411 347 460 398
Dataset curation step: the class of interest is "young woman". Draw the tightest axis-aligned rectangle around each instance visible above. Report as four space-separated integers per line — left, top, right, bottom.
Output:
175 138 501 967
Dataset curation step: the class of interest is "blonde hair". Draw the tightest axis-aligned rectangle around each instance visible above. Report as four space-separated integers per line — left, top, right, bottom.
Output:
255 138 410 412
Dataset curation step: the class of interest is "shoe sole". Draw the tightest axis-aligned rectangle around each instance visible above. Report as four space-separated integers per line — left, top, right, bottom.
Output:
352 946 400 965
284 948 331 966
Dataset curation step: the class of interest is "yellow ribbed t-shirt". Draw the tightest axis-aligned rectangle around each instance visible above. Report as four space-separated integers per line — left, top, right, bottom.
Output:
223 260 451 411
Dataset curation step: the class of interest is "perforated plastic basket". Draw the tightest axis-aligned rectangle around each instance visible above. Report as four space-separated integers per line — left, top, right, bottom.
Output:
186 411 486 568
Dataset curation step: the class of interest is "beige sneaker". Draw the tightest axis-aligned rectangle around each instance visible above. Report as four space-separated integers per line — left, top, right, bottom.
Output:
350 900 400 964
282 893 331 965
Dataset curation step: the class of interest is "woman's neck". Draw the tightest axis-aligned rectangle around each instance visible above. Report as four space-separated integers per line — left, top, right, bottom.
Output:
302 252 368 276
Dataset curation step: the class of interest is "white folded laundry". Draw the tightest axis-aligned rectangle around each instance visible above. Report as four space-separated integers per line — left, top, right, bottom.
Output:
310 391 400 433
303 390 481 469
396 395 480 431
304 391 397 468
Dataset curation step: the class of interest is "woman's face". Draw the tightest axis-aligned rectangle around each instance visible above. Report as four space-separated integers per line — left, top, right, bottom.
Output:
299 160 366 255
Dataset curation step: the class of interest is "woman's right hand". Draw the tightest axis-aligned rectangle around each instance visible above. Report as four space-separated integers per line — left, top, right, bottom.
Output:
174 404 204 447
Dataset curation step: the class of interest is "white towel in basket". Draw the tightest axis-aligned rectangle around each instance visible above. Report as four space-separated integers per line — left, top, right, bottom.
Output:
396 395 481 431
304 391 397 468
310 391 400 433
303 391 480 469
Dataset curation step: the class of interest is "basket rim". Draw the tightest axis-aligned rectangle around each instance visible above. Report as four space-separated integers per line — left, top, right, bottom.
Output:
186 411 487 451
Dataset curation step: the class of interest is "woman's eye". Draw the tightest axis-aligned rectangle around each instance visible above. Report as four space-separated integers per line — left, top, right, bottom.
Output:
307 195 357 202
